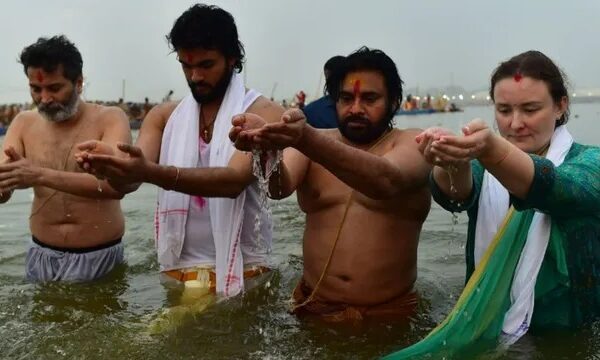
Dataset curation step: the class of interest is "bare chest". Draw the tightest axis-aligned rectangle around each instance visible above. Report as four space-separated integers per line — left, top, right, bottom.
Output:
298 162 352 211
24 124 101 171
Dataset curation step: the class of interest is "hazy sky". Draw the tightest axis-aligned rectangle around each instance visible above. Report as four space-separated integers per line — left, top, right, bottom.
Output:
1 0 599 103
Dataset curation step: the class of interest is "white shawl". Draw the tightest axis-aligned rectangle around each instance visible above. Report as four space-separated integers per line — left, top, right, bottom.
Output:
474 125 573 342
155 73 258 297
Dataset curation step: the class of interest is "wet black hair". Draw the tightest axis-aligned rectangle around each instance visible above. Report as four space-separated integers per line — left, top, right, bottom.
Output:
325 46 403 126
324 55 345 73
19 35 83 82
167 3 245 73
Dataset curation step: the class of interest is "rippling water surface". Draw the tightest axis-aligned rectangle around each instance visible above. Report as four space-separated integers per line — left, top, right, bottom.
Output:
1 104 599 359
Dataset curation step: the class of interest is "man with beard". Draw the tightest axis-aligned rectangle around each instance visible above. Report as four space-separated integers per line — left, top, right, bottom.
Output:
0 35 130 282
230 47 431 322
76 4 283 301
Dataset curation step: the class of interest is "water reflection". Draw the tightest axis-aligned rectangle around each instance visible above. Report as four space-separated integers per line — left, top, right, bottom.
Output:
1 105 600 358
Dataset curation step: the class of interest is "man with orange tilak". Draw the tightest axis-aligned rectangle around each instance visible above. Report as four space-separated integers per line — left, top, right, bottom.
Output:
76 4 283 303
231 47 431 322
0 35 130 282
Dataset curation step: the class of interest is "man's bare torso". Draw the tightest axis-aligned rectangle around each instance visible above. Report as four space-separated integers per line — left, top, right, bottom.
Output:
298 129 431 306
19 104 125 247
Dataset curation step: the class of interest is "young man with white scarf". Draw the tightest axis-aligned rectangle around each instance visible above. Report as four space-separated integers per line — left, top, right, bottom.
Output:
391 50 600 358
76 4 283 300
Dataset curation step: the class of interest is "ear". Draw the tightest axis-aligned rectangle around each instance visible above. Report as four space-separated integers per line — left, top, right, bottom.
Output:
75 76 84 94
227 57 237 71
555 95 568 119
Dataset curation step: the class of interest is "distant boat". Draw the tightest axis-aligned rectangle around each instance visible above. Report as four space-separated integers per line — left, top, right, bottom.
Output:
395 108 437 116
395 107 463 116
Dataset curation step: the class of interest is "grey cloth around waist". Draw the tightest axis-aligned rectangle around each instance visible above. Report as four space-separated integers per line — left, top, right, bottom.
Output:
26 237 124 282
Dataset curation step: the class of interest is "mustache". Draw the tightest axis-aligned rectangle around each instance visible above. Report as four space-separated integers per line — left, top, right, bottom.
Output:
342 114 370 125
38 102 65 113
188 81 212 89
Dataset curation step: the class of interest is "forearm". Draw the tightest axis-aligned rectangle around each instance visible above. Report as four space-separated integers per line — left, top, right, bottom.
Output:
146 163 249 198
107 180 141 195
296 126 402 198
479 137 534 199
38 168 124 199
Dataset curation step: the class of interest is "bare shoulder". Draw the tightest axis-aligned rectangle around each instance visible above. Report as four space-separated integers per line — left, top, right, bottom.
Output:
389 128 422 147
7 110 41 133
145 101 179 129
246 95 284 123
95 104 129 125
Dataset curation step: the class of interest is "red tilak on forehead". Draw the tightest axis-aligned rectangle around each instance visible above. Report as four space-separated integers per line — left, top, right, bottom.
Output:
353 79 361 96
36 70 44 82
185 54 193 63
514 73 523 82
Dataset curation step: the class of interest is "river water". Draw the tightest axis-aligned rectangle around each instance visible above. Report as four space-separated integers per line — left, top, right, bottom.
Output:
1 104 599 359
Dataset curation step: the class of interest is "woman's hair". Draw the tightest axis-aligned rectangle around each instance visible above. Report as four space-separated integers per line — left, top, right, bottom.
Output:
490 50 570 126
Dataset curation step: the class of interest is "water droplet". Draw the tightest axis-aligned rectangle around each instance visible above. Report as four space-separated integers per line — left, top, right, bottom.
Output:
66 214 71 218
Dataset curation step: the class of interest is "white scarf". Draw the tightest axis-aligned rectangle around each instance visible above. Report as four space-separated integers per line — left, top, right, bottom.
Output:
155 73 254 297
474 125 573 343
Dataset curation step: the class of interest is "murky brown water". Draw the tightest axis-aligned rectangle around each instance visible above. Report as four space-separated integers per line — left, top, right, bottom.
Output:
1 104 599 359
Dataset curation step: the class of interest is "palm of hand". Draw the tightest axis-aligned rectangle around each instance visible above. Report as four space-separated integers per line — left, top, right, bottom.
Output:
232 113 268 151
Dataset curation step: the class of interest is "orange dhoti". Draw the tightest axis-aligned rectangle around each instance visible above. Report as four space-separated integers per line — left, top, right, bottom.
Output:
291 277 418 323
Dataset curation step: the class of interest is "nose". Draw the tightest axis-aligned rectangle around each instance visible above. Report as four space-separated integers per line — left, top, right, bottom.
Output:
40 89 54 104
190 68 204 83
510 110 525 130
349 97 364 114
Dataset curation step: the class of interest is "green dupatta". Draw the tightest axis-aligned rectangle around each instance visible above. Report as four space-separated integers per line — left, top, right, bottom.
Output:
383 208 558 359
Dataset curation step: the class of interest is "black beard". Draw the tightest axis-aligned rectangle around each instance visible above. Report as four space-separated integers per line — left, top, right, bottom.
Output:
337 114 390 144
188 68 233 104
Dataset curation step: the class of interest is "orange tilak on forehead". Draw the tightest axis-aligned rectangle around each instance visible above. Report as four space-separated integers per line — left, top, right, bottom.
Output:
353 79 361 97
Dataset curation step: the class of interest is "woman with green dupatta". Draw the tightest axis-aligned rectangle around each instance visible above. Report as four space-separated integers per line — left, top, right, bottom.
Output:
384 51 600 359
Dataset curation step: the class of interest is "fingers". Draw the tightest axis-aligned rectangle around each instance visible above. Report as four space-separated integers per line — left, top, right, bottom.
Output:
282 108 305 123
4 147 21 161
231 114 246 126
0 175 19 192
257 132 296 148
431 141 479 160
117 143 143 157
462 119 487 135
85 154 128 168
76 140 100 152
429 147 466 165
229 126 242 143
